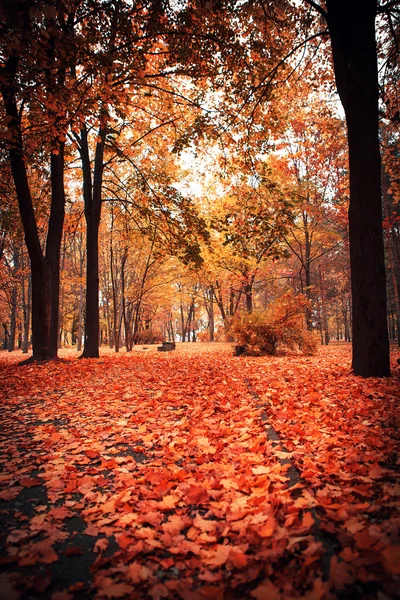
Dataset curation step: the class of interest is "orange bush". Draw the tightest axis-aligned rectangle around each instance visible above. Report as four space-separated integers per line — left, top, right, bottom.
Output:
230 292 319 356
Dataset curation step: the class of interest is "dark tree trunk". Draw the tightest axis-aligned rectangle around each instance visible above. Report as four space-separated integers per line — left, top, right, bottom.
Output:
22 275 31 354
318 265 329 345
302 210 313 330
46 147 66 355
207 286 214 342
243 273 256 314
83 204 101 357
326 0 390 376
213 281 227 323
8 242 19 352
382 169 400 347
244 283 253 314
1 57 65 362
110 228 119 352
78 124 105 359
3 324 9 350
120 251 129 351
8 286 17 352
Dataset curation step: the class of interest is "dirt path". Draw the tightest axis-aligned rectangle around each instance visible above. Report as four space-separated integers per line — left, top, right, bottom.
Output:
0 344 399 599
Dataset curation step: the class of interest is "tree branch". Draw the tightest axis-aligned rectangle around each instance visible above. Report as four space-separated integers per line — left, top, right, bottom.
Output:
377 0 400 14
302 0 328 20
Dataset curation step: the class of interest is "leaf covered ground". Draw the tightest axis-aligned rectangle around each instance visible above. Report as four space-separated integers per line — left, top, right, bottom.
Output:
0 343 399 600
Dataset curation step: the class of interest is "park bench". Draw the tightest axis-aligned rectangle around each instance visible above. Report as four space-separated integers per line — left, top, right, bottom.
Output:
234 344 247 356
157 341 176 352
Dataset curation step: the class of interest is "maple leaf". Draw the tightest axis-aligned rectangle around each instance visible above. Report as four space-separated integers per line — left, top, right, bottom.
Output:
382 546 400 574
99 583 134 598
196 586 224 599
162 514 186 535
258 516 276 538
186 485 209 504
84 450 100 459
149 583 169 599
250 580 281 600
201 544 231 567
229 548 248 568
116 533 135 549
161 494 179 509
0 489 20 501
252 466 269 475
20 477 42 488
329 556 355 590
127 562 152 583
93 538 109 553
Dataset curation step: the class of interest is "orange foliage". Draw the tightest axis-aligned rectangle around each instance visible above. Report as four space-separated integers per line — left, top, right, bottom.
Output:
230 292 319 356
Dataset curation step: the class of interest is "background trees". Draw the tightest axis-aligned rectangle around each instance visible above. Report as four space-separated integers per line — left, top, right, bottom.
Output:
1 0 399 377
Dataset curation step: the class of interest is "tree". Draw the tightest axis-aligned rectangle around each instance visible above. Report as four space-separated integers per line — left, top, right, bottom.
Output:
301 0 393 375
272 91 349 332
210 165 294 314
185 0 394 375
0 1 71 361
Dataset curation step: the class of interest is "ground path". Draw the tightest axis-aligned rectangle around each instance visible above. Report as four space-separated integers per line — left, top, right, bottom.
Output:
0 343 399 599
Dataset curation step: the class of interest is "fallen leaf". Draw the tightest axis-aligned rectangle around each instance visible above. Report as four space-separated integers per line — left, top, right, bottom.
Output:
251 580 281 600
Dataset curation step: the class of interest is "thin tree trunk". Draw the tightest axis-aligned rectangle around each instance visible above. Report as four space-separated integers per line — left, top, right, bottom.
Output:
110 230 119 352
213 281 227 323
8 242 19 352
77 123 105 358
22 275 31 354
207 286 214 342
77 284 83 352
8 287 17 352
318 265 329 345
382 171 400 346
244 282 253 314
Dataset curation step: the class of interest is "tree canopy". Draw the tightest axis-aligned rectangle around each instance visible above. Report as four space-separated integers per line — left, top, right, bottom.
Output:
0 0 399 375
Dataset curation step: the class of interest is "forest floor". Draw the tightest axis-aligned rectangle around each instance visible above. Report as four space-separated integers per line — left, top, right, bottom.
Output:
0 342 399 600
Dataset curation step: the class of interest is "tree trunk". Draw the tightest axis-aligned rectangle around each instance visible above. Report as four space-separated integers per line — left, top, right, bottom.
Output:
76 283 83 352
78 123 105 359
110 232 119 352
121 253 130 351
244 283 253 314
318 265 329 345
326 0 390 376
83 213 101 357
22 276 31 354
207 286 214 342
3 324 9 350
180 303 186 341
8 286 17 352
8 242 19 352
382 170 400 346
213 281 227 323
302 210 313 330
1 58 65 362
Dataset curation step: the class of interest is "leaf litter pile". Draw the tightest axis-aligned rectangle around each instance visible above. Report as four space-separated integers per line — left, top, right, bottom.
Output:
0 343 399 600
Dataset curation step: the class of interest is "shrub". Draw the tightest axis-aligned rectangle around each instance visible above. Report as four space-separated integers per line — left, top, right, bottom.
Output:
135 330 162 345
230 292 319 356
229 312 279 355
